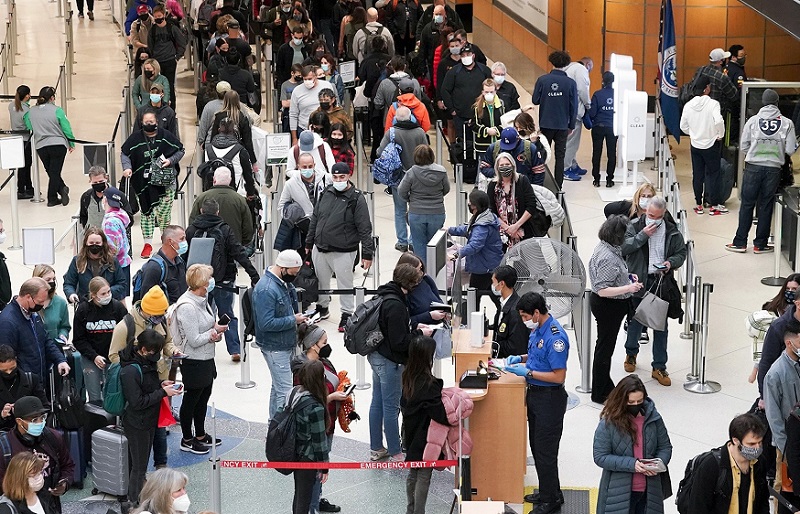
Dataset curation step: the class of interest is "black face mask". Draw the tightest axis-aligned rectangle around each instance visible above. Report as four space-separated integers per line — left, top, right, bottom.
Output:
144 70 155 79
318 344 332 359
154 17 166 24
144 352 161 363
87 244 103 256
138 14 149 21
626 403 644 417
91 182 107 193
0 369 17 381
315 50 324 58
282 270 297 283
28 302 44 313
47 281 56 294
143 123 158 133
319 101 331 110
329 137 344 146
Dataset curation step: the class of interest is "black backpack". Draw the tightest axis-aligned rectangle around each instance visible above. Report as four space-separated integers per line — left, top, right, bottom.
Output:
241 287 256 339
193 224 231 281
343 295 389 355
675 447 724 514
54 373 85 430
265 388 316 475
197 146 239 192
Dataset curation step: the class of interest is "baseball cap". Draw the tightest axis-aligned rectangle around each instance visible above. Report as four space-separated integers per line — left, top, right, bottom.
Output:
227 20 240 29
331 162 350 176
149 82 164 93
104 187 124 208
14 397 48 420
298 131 315 152
275 250 303 268
499 127 519 151
709 48 731 62
398 78 415 94
460 43 474 55
136 5 148 14
216 81 231 94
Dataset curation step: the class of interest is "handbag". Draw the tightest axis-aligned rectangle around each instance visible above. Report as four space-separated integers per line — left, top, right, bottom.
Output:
433 320 452 359
147 158 176 187
157 397 176 428
633 275 669 331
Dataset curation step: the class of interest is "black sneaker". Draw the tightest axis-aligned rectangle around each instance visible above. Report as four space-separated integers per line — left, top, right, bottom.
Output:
319 498 341 512
180 438 210 454
338 313 350 333
384 187 393 196
312 306 330 320
196 434 222 446
524 491 565 505
395 243 409 252
60 185 70 206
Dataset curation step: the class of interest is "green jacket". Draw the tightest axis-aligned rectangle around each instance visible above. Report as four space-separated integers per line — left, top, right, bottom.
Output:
189 186 254 245
621 215 686 296
131 74 171 110
42 294 71 342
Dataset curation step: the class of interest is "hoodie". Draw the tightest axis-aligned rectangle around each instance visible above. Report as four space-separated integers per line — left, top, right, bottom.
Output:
374 72 422 114
186 213 260 284
375 281 413 364
286 132 336 176
385 93 431 132
376 119 429 171
397 162 450 214
679 95 724 150
103 209 132 268
447 210 504 274
741 104 797 169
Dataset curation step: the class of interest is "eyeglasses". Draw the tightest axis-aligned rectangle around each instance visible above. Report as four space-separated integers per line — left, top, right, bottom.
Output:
25 415 47 424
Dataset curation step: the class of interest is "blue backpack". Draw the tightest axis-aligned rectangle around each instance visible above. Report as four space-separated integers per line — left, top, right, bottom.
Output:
131 254 167 302
373 128 404 187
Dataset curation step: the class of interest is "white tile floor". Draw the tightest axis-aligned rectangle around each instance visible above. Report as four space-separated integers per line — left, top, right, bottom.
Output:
5 1 793 513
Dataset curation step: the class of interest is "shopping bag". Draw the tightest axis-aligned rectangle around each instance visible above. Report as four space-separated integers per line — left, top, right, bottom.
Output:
633 276 668 331
157 397 176 428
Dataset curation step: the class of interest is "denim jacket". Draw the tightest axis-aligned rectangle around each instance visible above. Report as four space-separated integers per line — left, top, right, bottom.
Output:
253 270 299 351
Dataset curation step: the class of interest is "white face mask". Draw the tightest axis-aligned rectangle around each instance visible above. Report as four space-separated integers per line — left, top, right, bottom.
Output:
172 493 191 513
461 55 473 66
304 79 315 89
300 168 315 179
97 294 113 306
28 474 44 492
638 197 650 209
0 232 6 245
483 93 495 103
645 217 662 227
493 74 505 85
491 283 502 296
524 319 538 330
332 181 348 191
293 37 304 46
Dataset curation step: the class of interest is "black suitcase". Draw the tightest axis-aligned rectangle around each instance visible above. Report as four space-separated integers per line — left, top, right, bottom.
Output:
84 401 116 465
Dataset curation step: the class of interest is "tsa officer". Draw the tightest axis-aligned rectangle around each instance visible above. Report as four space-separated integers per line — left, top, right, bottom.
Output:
490 265 528 358
505 291 568 514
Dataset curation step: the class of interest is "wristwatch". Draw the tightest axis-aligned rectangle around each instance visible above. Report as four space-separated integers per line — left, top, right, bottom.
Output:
526 370 534 380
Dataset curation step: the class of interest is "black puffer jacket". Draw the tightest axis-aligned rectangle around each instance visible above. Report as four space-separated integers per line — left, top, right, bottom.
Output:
120 347 166 431
376 281 412 365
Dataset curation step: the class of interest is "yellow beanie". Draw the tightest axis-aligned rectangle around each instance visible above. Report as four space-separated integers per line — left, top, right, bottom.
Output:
140 285 169 315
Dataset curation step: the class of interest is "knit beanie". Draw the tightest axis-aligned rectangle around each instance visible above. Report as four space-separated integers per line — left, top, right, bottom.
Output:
762 89 779 106
140 285 169 315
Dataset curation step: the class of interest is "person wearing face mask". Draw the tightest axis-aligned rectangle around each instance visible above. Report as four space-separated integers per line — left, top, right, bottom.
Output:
147 4 187 110
79 166 134 232
327 123 355 176
503 291 568 514
286 130 336 177
415 0 462 43
131 467 191 514
253 250 309 419
30 265 70 345
0 279 70 386
206 39 230 83
593 375 672 514
8 85 33 200
280 64 305 132
263 0 294 57
278 153 330 252
491 62 520 111
686 413 769 514
471 78 505 155
132 58 171 109
312 89 352 137
621 197 686 386
489 265 527 359
441 44 492 157
63 228 129 303
0 396 74 514
603 183 659 221
418 4 457 78
317 57 346 108
119 329 183 503
0 346 49 432
138 226 189 303
291 324 347 514
71 278 128 402
168 265 227 454
134 83 178 137
130 5 154 50
100 187 133 296
0 448 56 514
277 27 311 88
289 66 335 143
589 71 618 188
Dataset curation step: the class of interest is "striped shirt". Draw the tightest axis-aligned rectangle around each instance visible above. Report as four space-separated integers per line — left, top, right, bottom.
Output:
589 241 631 299
647 221 667 274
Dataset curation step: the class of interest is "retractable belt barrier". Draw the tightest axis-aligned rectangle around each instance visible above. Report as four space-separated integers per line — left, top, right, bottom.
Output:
219 459 458 470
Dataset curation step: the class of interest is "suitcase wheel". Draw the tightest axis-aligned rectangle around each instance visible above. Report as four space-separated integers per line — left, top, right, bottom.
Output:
91 488 98 495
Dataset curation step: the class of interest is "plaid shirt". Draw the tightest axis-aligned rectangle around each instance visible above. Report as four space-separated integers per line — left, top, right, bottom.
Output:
331 145 355 175
694 64 738 112
294 394 330 464
589 241 631 298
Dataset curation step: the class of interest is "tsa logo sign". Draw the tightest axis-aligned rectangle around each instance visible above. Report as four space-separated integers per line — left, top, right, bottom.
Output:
661 46 678 98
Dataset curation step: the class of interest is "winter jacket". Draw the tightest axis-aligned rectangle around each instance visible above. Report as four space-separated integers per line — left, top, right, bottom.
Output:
472 95 505 154
436 54 460 97
63 256 129 301
253 270 299 351
593 398 672 514
398 162 450 215
376 282 413 365
139 249 187 304
0 299 66 380
385 0 423 38
496 81 520 112
679 95 724 150
763 351 800 452
108 307 177 379
129 15 153 49
418 20 457 75
120 348 167 431
206 52 226 82
41 295 70 343
741 104 797 169
685 443 769 514
590 85 615 127
447 210 503 274
286 132 337 175
532 69 578 131
103 208 133 268
385 93 431 133
441 62 492 120
278 171 330 217
134 102 179 137
377 120 429 172
219 64 256 106
533 184 565 228
488 174 550 239
131 74 171 109
401 376 448 461
407 275 444 326
72 298 128 361
725 60 747 89
120 127 185 216
80 188 134 231
186 213 259 284
621 215 686 292
357 52 391 98
312 105 353 138
0 371 49 431
147 19 187 63
169 290 217 359
189 186 254 245
758 304 797 397
276 41 310 86
353 22 394 63
422 387 473 462
306 183 374 259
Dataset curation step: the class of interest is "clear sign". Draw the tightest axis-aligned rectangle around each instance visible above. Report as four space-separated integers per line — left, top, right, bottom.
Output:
339 61 357 88
265 133 291 165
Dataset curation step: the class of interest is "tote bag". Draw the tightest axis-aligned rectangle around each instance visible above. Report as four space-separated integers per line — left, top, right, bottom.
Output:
633 275 669 331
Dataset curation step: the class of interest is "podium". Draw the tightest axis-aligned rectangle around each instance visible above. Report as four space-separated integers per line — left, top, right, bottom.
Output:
453 330 527 503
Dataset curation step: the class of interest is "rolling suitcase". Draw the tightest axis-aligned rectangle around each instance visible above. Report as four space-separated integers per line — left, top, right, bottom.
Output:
83 401 116 465
61 428 87 488
91 426 129 498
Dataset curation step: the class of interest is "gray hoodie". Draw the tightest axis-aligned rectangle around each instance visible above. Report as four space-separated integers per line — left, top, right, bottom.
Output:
741 104 797 169
398 163 450 215
764 350 800 452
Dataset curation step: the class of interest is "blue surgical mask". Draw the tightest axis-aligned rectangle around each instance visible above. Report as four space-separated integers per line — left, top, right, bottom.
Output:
645 217 662 227
149 93 162 103
301 169 314 179
434 14 443 24
321 64 329 72
332 181 348 191
177 240 188 255
26 421 45 437
207 278 215 294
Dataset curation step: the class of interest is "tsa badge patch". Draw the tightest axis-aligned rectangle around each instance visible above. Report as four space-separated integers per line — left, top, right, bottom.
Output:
660 46 678 98
498 322 506 333
553 341 566 353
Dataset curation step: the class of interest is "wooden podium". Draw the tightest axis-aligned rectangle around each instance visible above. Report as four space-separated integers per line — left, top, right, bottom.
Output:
453 330 526 503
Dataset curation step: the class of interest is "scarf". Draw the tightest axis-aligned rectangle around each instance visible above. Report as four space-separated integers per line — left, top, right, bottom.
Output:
727 449 755 514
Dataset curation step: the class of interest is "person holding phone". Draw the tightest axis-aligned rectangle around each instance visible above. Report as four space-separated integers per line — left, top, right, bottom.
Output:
168 264 228 455
621 197 686 387
593 375 672 514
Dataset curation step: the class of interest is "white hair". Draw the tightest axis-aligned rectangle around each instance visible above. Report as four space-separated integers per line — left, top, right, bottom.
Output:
213 166 232 185
395 106 412 122
491 62 507 74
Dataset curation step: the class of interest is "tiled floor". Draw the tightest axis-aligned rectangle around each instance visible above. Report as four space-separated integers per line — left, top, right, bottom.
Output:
6 1 794 514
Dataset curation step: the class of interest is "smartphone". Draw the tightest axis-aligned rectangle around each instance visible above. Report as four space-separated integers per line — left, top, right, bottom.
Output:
171 353 187 360
628 274 636 283
653 264 667 270
172 383 184 391
343 384 356 396
219 314 231 325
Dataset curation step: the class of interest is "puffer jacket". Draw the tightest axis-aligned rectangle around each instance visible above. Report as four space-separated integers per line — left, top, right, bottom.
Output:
593 398 672 514
423 387 473 462
447 209 503 274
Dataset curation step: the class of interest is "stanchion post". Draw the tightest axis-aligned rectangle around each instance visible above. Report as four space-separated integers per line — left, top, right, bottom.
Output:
264 220 274 261
9 168 21 249
58 0 64 18
684 283 721 394
1 45 8 97
679 241 694 340
371 235 380 291
176 191 186 227
208 403 222 514
59 66 68 117
575 289 592 393
685 275 703 382
762 197 785 286
354 287 371 390
466 287 476 327
30 133 44 203
455 163 465 226
6 23 13 78
435 120 443 165
235 286 256 389
355 121 364 190
65 43 75 101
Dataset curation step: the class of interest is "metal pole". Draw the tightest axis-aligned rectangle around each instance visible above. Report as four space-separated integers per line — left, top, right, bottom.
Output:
466 287 476 327
355 121 364 191
354 287 371 390
684 283 721 394
455 163 465 226
575 289 592 394
176 191 186 227
30 133 44 203
208 403 222 514
264 220 274 261
6 23 13 78
435 120 443 165
762 197 785 286
59 66 68 117
371 235 380 291
58 0 63 18
556 191 565 243
8 169 21 249
1 45 8 97
685 275 703 382
679 241 694 339
235 286 256 389
65 43 74 101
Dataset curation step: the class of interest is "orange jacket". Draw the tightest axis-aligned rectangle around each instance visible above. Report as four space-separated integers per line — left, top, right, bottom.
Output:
384 93 431 132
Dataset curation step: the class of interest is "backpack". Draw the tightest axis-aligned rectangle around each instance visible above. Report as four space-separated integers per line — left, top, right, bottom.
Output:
197 0 216 27
194 225 230 281
0 496 14 514
103 362 142 416
343 295 387 355
293 145 329 173
132 254 167 303
54 373 86 430
360 26 383 61
675 447 724 514
265 388 316 475
492 138 535 165
197 146 239 192
372 128 404 186
240 287 256 339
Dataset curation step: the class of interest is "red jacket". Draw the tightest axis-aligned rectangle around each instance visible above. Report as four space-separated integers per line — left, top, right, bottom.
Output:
384 93 431 132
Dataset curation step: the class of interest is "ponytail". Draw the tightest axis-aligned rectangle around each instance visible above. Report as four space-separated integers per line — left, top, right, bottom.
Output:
36 86 55 106
13 85 30 112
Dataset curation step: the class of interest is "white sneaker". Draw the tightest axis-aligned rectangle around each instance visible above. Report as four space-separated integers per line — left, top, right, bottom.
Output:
370 448 388 461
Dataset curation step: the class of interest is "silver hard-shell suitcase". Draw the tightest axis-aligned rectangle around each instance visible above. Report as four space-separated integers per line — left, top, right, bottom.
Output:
91 426 129 498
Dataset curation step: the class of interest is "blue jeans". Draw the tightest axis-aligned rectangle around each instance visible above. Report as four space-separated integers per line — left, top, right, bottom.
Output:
409 212 446 268
309 434 333 513
153 427 167 467
625 296 669 371
260 348 294 419
82 356 103 402
210 287 240 355
392 188 409 245
733 164 781 248
367 352 403 456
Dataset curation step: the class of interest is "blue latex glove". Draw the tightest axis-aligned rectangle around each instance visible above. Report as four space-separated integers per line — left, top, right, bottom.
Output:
505 363 528 377
506 355 522 365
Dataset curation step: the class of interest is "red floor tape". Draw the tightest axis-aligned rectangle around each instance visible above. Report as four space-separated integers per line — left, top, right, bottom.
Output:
219 459 458 470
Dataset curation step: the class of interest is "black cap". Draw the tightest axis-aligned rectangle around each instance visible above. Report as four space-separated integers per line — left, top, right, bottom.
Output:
14 396 48 420
460 43 474 55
